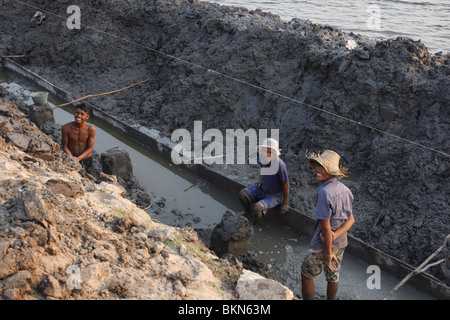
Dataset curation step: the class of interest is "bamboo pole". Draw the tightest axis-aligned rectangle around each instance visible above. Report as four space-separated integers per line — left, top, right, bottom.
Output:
52 79 148 110
383 234 449 300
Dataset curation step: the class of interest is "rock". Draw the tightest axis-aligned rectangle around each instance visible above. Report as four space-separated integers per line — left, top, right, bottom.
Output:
379 104 398 121
46 178 85 198
355 48 370 60
0 99 59 160
28 104 58 134
442 240 450 280
236 269 294 300
209 211 252 257
99 171 118 183
150 242 165 254
108 280 129 297
133 232 148 241
115 215 139 232
0 250 19 280
338 57 352 73
81 262 111 287
0 239 14 259
149 228 171 241
168 270 193 286
39 274 63 299
2 270 32 300
100 147 133 181
12 189 59 228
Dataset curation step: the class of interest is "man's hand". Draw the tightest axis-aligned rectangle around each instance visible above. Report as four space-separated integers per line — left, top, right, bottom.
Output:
327 253 340 272
281 203 289 214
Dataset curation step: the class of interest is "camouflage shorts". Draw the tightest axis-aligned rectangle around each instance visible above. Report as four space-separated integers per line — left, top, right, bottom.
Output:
301 247 346 283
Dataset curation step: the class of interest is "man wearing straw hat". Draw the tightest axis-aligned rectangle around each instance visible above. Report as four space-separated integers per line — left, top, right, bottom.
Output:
301 150 355 300
238 138 289 224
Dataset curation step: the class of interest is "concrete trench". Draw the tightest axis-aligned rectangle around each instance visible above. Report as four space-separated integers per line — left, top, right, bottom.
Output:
1 61 446 299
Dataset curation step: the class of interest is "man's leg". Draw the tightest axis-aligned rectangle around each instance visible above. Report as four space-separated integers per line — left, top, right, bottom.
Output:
324 248 345 300
252 192 283 224
327 282 339 300
238 190 251 217
301 273 315 300
301 250 324 300
251 202 265 225
239 186 259 218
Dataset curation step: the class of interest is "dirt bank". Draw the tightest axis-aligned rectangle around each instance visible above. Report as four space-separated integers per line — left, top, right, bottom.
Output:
0 97 245 300
1 0 448 284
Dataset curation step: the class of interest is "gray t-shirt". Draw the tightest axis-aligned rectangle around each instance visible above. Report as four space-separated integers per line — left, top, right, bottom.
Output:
309 177 354 250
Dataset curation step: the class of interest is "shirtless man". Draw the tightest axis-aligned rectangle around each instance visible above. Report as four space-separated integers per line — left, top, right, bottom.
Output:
61 103 96 175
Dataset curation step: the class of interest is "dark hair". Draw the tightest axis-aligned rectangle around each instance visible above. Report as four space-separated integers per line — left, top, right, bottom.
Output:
75 103 90 114
308 159 321 167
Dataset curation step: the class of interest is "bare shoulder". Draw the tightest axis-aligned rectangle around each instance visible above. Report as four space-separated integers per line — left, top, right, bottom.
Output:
87 123 96 133
61 121 75 131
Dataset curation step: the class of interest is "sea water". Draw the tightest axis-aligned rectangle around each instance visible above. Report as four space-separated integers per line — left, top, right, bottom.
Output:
207 0 450 53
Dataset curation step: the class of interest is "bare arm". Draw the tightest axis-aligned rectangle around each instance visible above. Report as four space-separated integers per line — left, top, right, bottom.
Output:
281 180 289 214
320 219 339 271
333 212 355 240
61 125 73 156
320 212 355 241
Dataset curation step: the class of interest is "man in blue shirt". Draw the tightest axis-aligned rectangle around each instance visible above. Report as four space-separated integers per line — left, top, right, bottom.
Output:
301 150 355 300
238 138 289 224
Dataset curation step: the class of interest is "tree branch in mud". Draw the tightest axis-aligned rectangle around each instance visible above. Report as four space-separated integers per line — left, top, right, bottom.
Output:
52 79 148 109
383 234 450 300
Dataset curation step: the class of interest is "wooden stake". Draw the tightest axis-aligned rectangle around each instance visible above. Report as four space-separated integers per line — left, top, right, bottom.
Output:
52 79 148 110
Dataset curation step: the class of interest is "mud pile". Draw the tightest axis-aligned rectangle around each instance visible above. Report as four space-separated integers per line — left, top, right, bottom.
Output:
1 0 448 284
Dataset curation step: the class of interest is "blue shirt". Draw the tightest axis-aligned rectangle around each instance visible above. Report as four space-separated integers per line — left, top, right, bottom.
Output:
260 157 288 195
310 177 353 250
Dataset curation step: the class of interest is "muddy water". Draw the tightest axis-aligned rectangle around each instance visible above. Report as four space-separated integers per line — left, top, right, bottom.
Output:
0 68 434 299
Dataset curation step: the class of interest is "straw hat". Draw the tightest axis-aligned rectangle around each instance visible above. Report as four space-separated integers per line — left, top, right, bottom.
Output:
258 138 281 155
305 150 348 177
